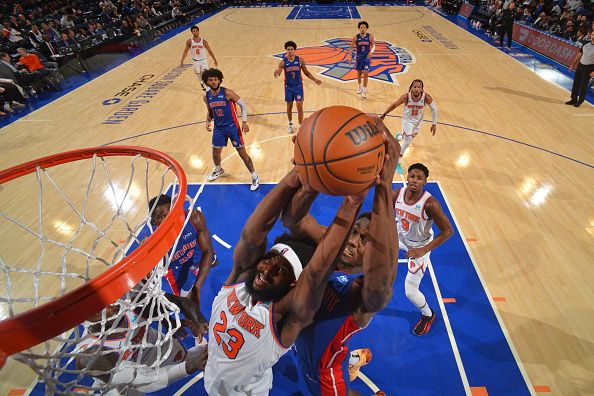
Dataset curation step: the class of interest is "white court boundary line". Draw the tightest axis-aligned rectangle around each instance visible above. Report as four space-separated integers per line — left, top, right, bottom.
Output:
174 372 204 396
394 176 471 395
436 181 536 395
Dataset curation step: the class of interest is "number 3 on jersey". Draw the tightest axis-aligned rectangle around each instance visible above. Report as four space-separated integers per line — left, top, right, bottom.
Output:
213 311 244 359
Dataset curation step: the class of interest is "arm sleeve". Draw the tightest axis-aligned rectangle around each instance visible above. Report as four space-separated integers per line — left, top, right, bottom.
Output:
236 98 248 122
428 101 437 125
107 360 188 393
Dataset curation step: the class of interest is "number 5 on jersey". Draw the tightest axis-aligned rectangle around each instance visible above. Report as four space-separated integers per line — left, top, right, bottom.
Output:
213 311 245 359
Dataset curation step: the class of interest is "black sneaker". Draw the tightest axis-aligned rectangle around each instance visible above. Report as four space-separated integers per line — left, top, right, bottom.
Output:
413 308 436 336
574 101 583 107
565 100 577 105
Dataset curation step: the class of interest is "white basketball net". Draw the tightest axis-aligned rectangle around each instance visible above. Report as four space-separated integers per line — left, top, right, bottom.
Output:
0 152 195 394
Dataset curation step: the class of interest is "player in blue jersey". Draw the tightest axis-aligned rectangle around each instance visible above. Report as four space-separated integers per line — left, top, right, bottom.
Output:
201 68 260 191
143 194 216 333
282 118 400 395
348 21 375 99
274 40 322 134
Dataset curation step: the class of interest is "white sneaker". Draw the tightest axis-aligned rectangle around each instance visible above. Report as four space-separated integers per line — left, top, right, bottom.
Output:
250 176 260 191
356 87 362 94
362 90 368 99
207 167 224 182
288 123 293 134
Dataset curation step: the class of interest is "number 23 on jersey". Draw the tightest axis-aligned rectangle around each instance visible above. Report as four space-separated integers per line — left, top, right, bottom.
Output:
213 311 245 359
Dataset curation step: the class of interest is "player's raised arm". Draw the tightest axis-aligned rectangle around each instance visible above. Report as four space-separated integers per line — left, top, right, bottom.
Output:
281 187 325 244
425 93 438 135
180 39 191 66
274 59 285 78
275 191 366 346
203 39 218 67
226 169 302 285
300 58 321 85
380 93 408 120
405 197 453 260
353 121 400 328
188 209 215 307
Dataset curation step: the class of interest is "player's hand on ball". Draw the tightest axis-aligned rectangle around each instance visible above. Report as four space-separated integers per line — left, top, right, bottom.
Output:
346 187 370 205
242 121 249 133
430 124 437 136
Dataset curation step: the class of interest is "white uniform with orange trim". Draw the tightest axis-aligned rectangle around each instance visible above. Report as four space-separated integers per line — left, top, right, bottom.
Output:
77 311 187 366
394 187 434 274
402 92 426 137
190 37 209 75
76 310 201 396
204 283 289 396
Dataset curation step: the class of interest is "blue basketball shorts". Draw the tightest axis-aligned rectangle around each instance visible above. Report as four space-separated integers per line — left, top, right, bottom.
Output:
285 84 304 103
355 56 371 71
212 124 244 148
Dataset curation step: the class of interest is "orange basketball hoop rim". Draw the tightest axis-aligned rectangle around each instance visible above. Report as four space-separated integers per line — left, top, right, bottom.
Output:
0 146 187 368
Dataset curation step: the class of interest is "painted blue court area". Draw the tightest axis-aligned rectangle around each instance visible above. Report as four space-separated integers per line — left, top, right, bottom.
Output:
30 182 531 395
286 4 361 20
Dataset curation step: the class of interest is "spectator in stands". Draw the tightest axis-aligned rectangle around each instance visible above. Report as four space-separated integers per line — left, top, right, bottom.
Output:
17 47 51 76
566 0 583 11
58 32 78 50
120 19 139 39
39 35 61 64
40 23 56 43
95 22 108 38
0 82 27 112
17 14 31 31
151 2 164 17
60 14 75 29
172 4 187 24
28 25 44 49
533 12 550 30
562 19 576 40
0 51 37 90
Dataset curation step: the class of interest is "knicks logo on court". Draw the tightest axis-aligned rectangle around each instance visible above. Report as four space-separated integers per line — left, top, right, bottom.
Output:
273 38 414 84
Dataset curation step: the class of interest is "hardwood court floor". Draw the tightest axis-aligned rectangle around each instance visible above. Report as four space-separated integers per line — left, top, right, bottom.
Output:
1 5 593 395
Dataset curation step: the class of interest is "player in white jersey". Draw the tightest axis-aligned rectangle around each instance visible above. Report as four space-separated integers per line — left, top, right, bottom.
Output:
392 163 453 336
379 79 438 174
75 297 208 395
180 25 218 91
204 168 366 395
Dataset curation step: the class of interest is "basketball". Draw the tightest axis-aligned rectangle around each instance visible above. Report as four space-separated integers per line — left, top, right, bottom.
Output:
293 105 385 196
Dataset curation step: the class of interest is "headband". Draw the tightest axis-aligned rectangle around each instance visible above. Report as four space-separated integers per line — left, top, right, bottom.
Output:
270 243 303 280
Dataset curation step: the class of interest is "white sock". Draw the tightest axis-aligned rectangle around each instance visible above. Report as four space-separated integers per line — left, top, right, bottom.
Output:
215 165 222 171
251 172 258 180
420 303 432 317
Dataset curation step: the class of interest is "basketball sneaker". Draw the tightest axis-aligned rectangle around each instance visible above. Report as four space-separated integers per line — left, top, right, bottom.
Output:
207 167 224 182
250 176 260 191
396 163 404 174
413 308 436 336
356 86 362 94
348 348 372 381
362 90 368 99
288 122 293 134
